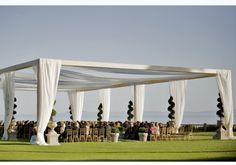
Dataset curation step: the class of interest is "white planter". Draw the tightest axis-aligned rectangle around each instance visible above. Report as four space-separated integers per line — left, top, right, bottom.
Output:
47 120 57 134
111 133 119 142
47 118 60 145
138 133 148 142
46 131 60 145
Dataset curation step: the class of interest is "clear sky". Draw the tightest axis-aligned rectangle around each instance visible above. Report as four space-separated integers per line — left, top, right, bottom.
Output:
0 6 236 124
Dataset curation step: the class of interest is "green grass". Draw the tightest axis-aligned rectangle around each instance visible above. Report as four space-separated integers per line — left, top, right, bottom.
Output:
0 132 236 161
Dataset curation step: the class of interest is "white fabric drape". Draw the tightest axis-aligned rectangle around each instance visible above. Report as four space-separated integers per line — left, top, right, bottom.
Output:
36 59 61 145
216 70 234 139
170 80 187 133
132 85 145 122
68 91 84 121
1 72 15 140
98 88 111 122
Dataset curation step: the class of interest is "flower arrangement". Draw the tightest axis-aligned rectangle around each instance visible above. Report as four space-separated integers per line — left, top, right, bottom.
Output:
111 127 120 133
138 127 148 133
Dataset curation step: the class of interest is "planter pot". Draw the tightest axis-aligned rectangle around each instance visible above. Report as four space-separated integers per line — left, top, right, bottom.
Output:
111 133 119 142
138 133 148 142
47 119 60 145
47 120 57 134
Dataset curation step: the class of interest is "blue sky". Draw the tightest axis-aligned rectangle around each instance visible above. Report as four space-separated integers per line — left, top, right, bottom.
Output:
0 6 236 123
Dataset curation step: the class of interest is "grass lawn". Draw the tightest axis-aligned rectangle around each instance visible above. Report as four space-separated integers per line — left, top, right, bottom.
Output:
0 132 236 161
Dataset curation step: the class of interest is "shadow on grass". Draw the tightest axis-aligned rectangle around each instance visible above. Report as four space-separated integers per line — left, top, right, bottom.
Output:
0 150 236 154
0 142 30 145
77 158 236 161
3 157 236 161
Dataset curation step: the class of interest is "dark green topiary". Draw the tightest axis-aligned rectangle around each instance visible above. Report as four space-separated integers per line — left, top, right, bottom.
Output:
216 93 224 119
69 105 73 120
127 100 134 121
12 97 17 120
167 96 175 120
97 103 103 122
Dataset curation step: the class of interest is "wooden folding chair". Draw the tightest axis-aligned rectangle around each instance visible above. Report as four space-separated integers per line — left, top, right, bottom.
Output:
160 126 167 140
66 129 73 142
86 128 93 142
105 128 112 142
98 128 105 142
92 128 99 142
79 127 86 142
150 133 156 141
73 129 79 142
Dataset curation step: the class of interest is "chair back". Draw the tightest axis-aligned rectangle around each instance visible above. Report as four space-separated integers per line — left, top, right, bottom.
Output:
80 127 86 136
99 128 105 136
93 128 99 136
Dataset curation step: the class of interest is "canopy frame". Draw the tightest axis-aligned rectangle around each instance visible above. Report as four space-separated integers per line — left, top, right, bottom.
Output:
0 58 234 144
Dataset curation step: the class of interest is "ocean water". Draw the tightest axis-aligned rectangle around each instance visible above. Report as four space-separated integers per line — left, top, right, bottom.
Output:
4 110 235 125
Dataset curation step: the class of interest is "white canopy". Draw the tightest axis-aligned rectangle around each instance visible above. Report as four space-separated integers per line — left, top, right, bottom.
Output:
0 58 218 92
0 58 234 144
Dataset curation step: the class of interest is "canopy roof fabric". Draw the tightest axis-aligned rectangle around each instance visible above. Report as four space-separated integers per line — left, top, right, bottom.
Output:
0 58 217 91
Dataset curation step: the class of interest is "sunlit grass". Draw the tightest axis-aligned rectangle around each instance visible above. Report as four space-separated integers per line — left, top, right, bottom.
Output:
0 132 235 161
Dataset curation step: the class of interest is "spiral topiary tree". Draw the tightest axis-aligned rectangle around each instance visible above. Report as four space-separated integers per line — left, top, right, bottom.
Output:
216 93 224 120
127 100 134 121
12 97 17 120
167 96 175 120
97 103 103 122
69 105 73 120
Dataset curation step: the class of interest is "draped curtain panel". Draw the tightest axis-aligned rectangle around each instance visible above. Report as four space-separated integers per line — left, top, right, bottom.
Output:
217 70 234 139
68 91 84 121
1 72 15 140
133 85 145 122
99 88 111 122
170 80 187 133
35 59 61 145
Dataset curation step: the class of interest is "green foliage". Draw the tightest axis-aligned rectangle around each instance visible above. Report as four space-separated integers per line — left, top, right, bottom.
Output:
111 127 120 133
51 100 57 116
127 100 134 121
138 127 148 133
118 126 125 134
51 109 56 116
97 103 103 122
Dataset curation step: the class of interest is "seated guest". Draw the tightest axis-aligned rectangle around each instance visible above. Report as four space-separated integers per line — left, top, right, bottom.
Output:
85 121 90 136
149 123 157 135
155 122 160 137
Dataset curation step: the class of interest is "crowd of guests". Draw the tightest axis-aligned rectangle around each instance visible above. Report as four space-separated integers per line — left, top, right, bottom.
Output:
55 120 163 142
0 120 193 142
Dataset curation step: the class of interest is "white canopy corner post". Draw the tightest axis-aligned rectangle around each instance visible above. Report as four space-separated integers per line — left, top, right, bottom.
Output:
36 59 61 145
133 84 145 122
1 72 15 140
216 70 234 139
170 80 187 133
67 91 84 121
98 88 111 122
